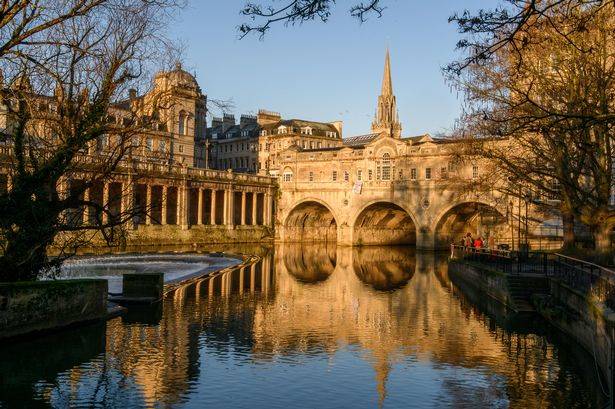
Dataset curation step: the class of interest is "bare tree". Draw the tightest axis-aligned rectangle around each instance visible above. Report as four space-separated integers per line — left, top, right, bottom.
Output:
0 0 183 282
448 1 615 250
238 0 385 38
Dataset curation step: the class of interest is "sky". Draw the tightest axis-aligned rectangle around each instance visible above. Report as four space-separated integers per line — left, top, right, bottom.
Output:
170 1 491 137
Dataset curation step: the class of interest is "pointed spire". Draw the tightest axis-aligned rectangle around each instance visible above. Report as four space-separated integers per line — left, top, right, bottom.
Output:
371 48 401 138
381 48 393 96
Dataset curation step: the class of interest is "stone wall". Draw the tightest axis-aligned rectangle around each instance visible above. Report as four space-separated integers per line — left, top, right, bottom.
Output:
447 260 514 308
0 279 108 340
127 225 274 245
534 279 615 400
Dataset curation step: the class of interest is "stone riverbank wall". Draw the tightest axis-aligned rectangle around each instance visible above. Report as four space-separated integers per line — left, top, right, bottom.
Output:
534 279 615 405
0 279 108 340
448 260 514 309
449 259 615 405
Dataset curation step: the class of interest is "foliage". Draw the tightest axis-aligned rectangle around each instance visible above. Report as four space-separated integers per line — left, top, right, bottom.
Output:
447 1 615 249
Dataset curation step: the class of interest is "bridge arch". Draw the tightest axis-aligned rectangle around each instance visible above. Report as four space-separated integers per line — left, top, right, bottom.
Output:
434 201 507 249
284 199 338 243
352 200 418 246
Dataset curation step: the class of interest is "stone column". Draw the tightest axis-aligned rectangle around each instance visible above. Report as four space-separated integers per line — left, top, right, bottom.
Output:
102 182 110 224
145 184 152 225
122 177 136 229
210 189 217 225
176 186 182 226
252 192 258 225
180 185 189 230
197 188 203 225
240 191 246 225
161 186 168 225
225 189 234 227
264 192 273 227
83 187 90 225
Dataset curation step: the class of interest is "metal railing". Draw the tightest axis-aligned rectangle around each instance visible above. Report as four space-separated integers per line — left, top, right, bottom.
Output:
450 244 615 309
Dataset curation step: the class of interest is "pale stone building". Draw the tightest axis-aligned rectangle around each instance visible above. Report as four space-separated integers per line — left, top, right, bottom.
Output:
274 50 562 249
207 109 343 175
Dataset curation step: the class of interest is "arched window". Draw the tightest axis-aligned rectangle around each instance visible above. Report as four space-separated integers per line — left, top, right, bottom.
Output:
178 111 186 135
381 152 391 181
283 170 293 182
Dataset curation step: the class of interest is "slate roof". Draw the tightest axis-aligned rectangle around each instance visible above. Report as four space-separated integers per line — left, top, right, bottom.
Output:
343 133 380 147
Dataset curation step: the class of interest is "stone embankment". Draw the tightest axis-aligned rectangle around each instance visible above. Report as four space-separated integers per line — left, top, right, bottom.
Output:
448 257 615 407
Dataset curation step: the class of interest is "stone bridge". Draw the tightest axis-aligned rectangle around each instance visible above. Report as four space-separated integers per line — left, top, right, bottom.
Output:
275 177 509 250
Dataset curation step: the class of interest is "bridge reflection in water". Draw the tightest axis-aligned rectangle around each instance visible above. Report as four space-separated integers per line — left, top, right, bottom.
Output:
0 245 604 408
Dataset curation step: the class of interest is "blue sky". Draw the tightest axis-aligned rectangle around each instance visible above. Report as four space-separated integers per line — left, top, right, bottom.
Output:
171 1 491 137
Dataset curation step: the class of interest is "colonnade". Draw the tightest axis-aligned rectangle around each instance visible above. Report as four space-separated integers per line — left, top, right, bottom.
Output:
77 179 275 230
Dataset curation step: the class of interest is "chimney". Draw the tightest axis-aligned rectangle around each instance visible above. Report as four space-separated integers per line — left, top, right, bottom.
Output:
240 114 257 127
257 109 281 125
211 117 222 129
222 113 235 132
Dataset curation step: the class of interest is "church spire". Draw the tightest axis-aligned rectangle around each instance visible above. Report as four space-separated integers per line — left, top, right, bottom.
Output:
381 48 393 96
371 48 402 138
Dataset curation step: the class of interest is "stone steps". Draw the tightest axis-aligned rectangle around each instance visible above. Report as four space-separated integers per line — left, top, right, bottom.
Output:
506 275 549 313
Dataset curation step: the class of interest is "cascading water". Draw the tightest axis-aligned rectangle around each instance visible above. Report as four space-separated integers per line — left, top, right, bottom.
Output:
57 253 239 293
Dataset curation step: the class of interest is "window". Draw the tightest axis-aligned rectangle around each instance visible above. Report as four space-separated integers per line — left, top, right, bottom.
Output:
261 130 267 136
381 153 391 181
178 111 186 135
283 171 293 182
309 171 314 182
159 140 166 152
278 126 287 134
368 169 373 181
441 167 447 179
146 138 153 151
301 127 312 135
398 170 403 180
344 171 349 182
472 165 479 179
178 144 184 153
332 171 338 181
425 167 432 180
357 169 362 181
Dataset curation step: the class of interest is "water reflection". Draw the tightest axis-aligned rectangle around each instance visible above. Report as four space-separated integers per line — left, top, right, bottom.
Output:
0 244 604 408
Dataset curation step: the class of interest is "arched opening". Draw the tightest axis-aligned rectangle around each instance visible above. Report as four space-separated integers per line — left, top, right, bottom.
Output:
434 202 507 249
178 110 187 135
353 202 416 246
284 201 337 243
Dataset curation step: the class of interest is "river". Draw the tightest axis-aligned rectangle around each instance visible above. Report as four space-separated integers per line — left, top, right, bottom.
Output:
0 244 605 408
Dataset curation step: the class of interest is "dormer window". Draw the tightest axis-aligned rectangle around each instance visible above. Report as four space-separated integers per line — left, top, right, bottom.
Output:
326 131 336 138
261 130 268 136
301 127 313 135
278 126 287 134
242 130 249 137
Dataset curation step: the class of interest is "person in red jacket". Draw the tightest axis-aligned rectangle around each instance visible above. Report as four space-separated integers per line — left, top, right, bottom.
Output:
474 236 484 249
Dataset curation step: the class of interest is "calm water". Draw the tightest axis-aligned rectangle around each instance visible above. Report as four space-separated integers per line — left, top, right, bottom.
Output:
0 245 604 408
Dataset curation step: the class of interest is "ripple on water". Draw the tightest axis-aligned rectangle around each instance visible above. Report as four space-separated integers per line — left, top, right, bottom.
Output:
0 246 604 409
